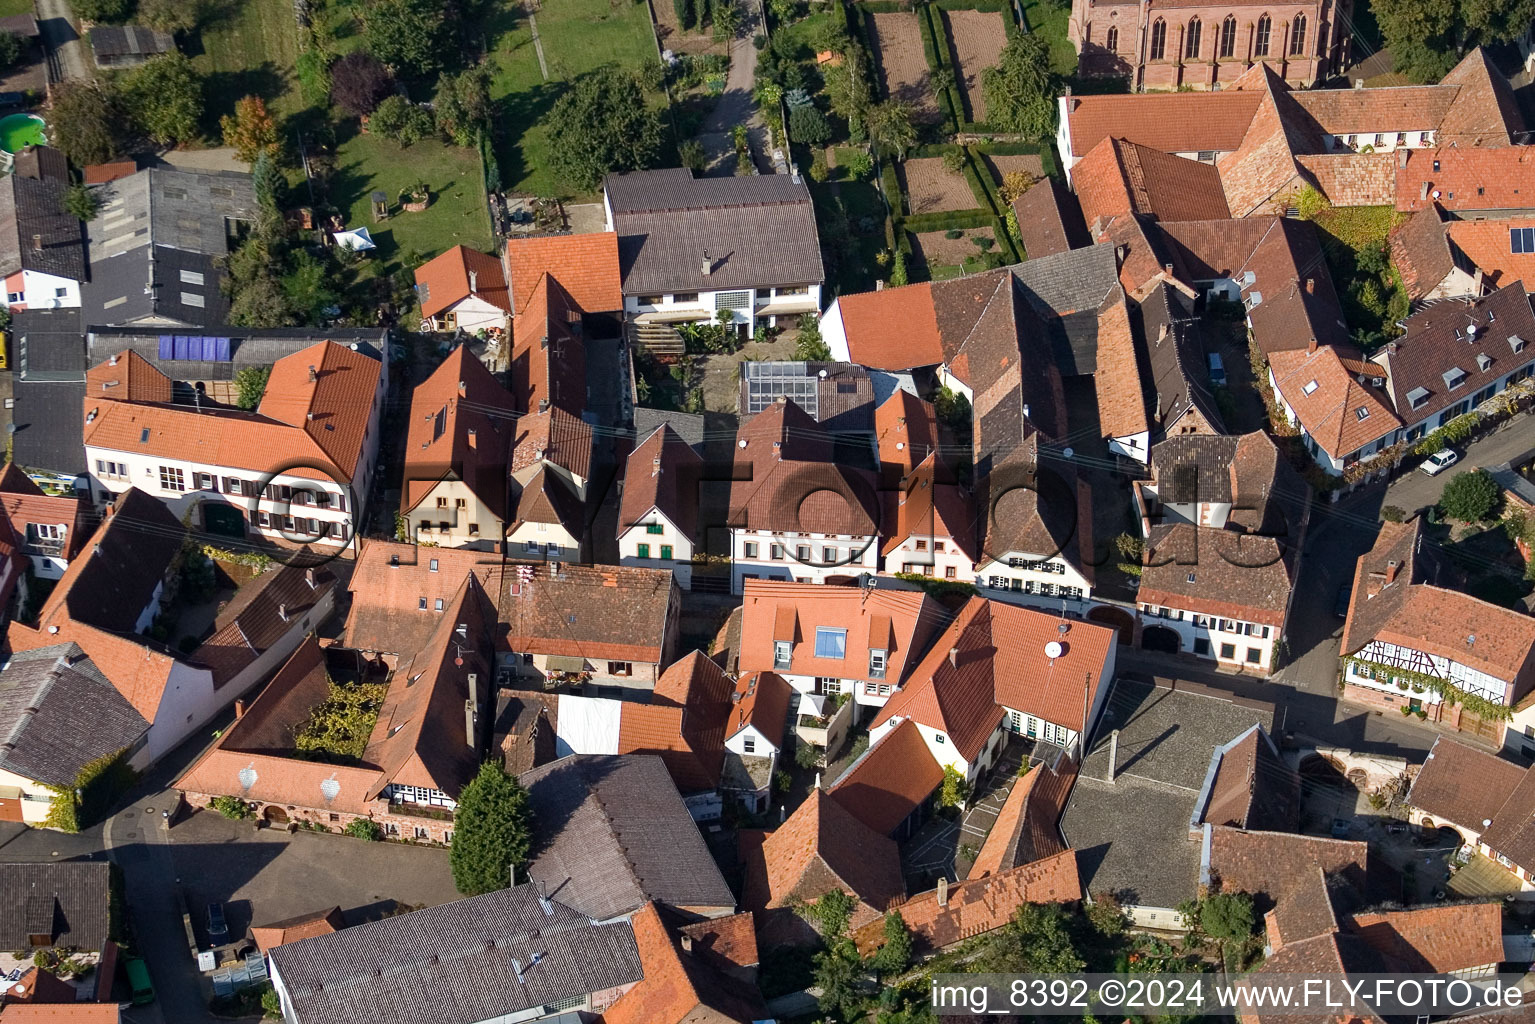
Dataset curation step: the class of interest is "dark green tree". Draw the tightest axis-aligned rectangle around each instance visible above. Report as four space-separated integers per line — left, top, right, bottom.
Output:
225 237 299 328
369 95 436 145
49 81 128 166
867 99 916 159
813 937 865 1022
1373 0 1535 82
1440 468 1501 522
434 66 492 146
125 52 204 145
870 910 913 975
983 33 1058 138
545 66 664 191
61 184 99 222
365 0 454 78
788 102 831 146
974 903 1085 973
449 761 533 895
73 0 135 22
0 31 20 70
281 250 341 327
1200 891 1255 941
137 0 207 34
673 0 694 29
234 365 271 410
331 52 395 116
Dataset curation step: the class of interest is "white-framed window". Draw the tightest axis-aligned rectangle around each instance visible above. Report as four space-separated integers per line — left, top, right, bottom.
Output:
869 648 887 678
28 523 62 542
159 466 185 492
413 826 429 839
773 640 791 667
742 737 756 754
813 677 839 695
95 460 127 480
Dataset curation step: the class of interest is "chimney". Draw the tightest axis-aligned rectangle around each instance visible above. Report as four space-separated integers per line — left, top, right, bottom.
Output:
1305 278 1315 294
465 697 477 747
1385 559 1399 583
30 234 41 253
234 699 247 720
948 646 959 668
937 876 949 908
307 365 317 383
701 249 712 276
652 454 662 476
1473 268 1484 296
109 354 118 366
1106 729 1120 784
305 567 317 587
468 427 477 449
680 934 693 953
1307 336 1318 354
278 603 289 622
469 269 478 295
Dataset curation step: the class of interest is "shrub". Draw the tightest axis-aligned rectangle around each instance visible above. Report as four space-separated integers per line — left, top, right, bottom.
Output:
945 227 963 239
1200 891 1255 940
211 795 252 820
1381 505 1407 523
794 741 820 769
774 769 792 792
449 762 533 895
344 819 383 841
0 31 20 70
331 52 394 116
62 184 98 222
789 103 831 146
294 676 389 762
842 150 872 180
234 364 270 410
673 0 694 29
1440 469 1500 523
974 235 995 250
369 95 435 146
808 151 829 182
939 765 969 808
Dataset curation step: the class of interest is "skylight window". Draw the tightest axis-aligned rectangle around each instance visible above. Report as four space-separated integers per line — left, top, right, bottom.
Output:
1355 407 1370 421
1443 367 1467 390
1302 379 1319 396
814 627 847 659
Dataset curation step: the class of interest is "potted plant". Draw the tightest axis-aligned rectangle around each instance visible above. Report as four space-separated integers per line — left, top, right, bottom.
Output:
400 181 430 212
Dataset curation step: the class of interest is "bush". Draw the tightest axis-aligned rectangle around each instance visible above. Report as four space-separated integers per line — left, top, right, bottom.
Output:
369 95 435 146
0 31 19 71
344 819 383 841
945 227 963 239
673 0 694 29
296 47 334 107
794 741 820 769
808 151 829 182
331 52 394 116
842 150 872 180
1381 505 1407 523
1200 891 1255 940
62 184 98 222
789 103 831 146
939 765 969 808
211 795 252 820
74 0 135 22
1440 469 1500 523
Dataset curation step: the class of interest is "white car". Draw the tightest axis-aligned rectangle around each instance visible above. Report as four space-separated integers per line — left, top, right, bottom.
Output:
1420 449 1460 476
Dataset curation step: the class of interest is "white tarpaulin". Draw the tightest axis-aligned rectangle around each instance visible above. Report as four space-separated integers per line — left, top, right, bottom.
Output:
555 694 622 757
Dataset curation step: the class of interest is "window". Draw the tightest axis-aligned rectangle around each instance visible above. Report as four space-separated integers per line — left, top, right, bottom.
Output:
770 543 784 560
796 544 811 560
945 566 957 579
1105 25 1118 51
673 292 700 303
637 543 650 558
1219 15 1236 56
813 677 839 695
4 292 19 304
1289 13 1306 53
743 541 758 558
1186 17 1201 57
436 496 448 508
715 290 752 311
608 662 633 676
96 460 126 480
1149 18 1166 59
1246 647 1262 664
1219 642 1236 659
774 640 792 667
1254 14 1271 55
1355 407 1370 421
419 597 428 610
661 545 673 560
934 733 946 744
870 648 887 678
455 498 466 509
196 472 215 490
429 558 439 572
444 831 453 845
159 466 185 492
1444 367 1467 391
1194 637 1211 655
822 546 835 562
742 737 756 754
814 627 848 659
526 540 538 553
414 826 429 839
258 511 271 527
385 823 400 836
637 294 663 306
469 523 479 536
646 523 664 534
434 598 444 611
915 539 928 551
1513 227 1535 254
934 541 945 552
1302 378 1319 395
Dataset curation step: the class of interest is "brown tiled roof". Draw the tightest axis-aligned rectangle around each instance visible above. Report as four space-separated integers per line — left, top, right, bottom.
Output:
341 541 503 656
1436 47 1526 148
1093 294 1149 441
874 389 938 477
977 451 1087 575
1290 87 1453 135
1373 283 1535 427
85 350 170 404
1138 524 1295 627
968 756 1074 880
618 423 703 542
1346 903 1504 973
880 452 981 562
854 850 1080 955
413 245 510 319
1140 285 1225 434
1073 137 1230 231
601 903 768 1024
495 562 678 665
1267 345 1399 459
250 907 345 953
1011 178 1089 259
1199 726 1300 833
676 911 759 973
1207 827 1369 945
0 491 88 563
493 688 558 775
727 399 877 535
402 344 517 522
1389 205 1458 300
738 579 944 687
1476 769 1535 874
1061 91 1263 159
1407 735 1527 833
504 232 622 315
1296 152 1395 208
1447 217 1535 293
834 282 943 371
874 598 1116 759
1397 147 1535 214
509 272 585 417
509 406 593 482
508 464 584 537
82 160 137 185
0 1005 122 1022
725 669 792 751
191 565 335 688
740 788 905 924
828 718 944 836
617 651 733 793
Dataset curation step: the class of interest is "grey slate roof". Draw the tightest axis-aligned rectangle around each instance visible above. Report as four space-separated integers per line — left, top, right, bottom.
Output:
87 25 172 59
0 175 86 282
1138 282 1226 434
633 407 705 452
11 380 87 474
0 644 149 787
518 754 737 921
0 862 111 950
1009 244 1122 377
267 883 643 1024
1060 678 1274 912
14 308 85 380
87 167 255 262
83 246 229 328
85 327 387 380
607 169 823 294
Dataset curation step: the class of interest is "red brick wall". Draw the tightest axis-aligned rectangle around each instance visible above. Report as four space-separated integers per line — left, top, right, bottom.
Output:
181 791 456 844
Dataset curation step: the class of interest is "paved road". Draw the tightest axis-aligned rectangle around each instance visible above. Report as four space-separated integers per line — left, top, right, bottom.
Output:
1371 417 1535 516
34 0 89 82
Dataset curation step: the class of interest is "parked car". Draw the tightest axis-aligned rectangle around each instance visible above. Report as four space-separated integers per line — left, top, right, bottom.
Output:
206 901 229 944
1333 583 1352 618
1420 449 1459 475
1207 352 1227 387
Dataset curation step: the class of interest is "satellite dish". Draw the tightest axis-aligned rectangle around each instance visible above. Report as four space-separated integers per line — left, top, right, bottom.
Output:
455 656 464 667
1044 641 1064 659
1062 447 1074 459
818 369 828 378
1467 323 1478 335
737 438 748 448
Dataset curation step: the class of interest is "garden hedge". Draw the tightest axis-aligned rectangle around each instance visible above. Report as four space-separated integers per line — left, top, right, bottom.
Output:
904 207 996 232
880 159 904 217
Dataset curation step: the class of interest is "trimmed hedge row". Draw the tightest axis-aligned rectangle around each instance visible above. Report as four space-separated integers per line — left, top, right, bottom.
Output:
922 4 968 133
904 207 996 232
855 0 908 11
880 159 904 217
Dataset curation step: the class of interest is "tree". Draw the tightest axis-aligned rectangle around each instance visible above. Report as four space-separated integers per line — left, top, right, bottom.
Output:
234 365 271 410
220 95 278 164
449 761 533 895
369 95 435 145
1200 891 1255 941
939 765 969 808
711 0 741 39
788 102 831 146
225 237 298 328
889 249 907 287
813 937 864 1022
281 250 341 326
983 33 1058 138
137 0 207 34
49 81 127 166
824 41 872 141
1440 468 1501 523
61 184 99 222
73 0 135 22
867 99 916 159
365 0 454 79
793 312 831 360
673 0 694 30
125 52 204 145
434 66 492 146
330 52 395 116
0 31 20 70
251 150 287 221
1372 0 1535 82
678 138 707 172
870 910 913 975
975 902 1085 973
546 66 664 191
1087 892 1127 937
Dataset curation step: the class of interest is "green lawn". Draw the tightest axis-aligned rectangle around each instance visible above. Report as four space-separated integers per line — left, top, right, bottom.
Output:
189 0 306 125
0 0 32 16
1022 0 1077 76
486 0 665 197
335 132 494 277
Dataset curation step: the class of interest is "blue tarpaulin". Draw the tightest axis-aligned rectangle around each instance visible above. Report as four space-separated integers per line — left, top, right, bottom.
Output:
157 335 232 361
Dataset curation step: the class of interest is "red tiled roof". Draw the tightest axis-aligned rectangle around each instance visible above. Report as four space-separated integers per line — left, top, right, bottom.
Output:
509 272 585 416
413 245 510 319
1407 736 1527 834
725 669 792 751
677 912 759 973
1062 91 1264 159
828 718 944 836
874 389 939 476
728 399 878 535
854 850 1080 955
1138 524 1295 626
1072 137 1230 231
1447 217 1535 293
403 345 517 521
85 350 170 404
601 903 768 1024
82 160 137 184
340 541 503 656
967 757 1074 880
1347 903 1504 973
618 423 702 543
1093 294 1149 440
1374 585 1535 684
1396 148 1535 214
0 1006 122 1022
1267 345 1399 459
833 283 943 370
509 406 593 482
617 651 734 793
249 907 345 953
504 232 622 315
880 452 980 562
0 491 88 562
